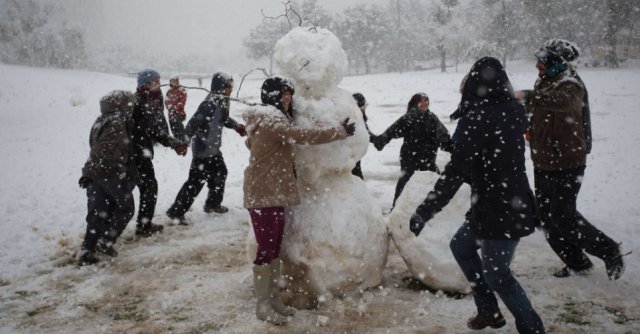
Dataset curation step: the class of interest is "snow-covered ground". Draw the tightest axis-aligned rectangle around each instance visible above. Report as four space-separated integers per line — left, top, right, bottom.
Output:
0 62 638 333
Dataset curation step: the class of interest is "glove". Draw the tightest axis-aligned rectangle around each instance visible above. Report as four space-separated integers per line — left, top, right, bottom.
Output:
78 176 92 189
175 144 188 156
342 118 356 137
234 124 247 137
372 135 386 151
409 212 426 237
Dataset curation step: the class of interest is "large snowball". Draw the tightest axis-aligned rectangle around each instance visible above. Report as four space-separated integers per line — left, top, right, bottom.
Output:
388 171 471 294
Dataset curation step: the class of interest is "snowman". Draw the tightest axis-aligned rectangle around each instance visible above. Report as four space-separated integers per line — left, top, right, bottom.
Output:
247 27 389 309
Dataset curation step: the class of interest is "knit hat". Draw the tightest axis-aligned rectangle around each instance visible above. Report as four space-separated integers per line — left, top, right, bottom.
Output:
137 69 160 87
210 72 233 94
352 93 367 108
261 77 295 110
535 39 579 76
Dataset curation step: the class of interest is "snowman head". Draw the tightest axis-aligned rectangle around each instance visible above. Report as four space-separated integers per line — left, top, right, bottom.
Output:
273 27 348 98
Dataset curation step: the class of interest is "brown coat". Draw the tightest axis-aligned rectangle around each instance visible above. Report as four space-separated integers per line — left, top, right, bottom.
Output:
242 105 347 209
527 71 587 171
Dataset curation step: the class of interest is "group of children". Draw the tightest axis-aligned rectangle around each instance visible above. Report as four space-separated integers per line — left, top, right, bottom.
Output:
78 39 626 332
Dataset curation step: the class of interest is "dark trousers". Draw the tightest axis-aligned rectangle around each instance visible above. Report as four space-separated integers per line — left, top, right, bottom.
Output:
169 115 186 141
534 167 618 269
167 155 228 217
135 157 158 227
450 221 545 334
83 177 135 251
249 207 285 265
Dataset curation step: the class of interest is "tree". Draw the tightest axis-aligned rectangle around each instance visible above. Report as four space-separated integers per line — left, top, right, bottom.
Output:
0 0 86 68
334 4 389 74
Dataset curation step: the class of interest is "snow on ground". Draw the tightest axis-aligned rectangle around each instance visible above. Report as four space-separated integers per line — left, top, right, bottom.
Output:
0 62 639 333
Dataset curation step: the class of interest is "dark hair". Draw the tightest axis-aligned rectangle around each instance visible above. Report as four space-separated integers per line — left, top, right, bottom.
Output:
261 76 295 116
406 93 428 113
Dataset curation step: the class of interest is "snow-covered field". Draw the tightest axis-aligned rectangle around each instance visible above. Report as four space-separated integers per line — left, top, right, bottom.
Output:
0 62 638 333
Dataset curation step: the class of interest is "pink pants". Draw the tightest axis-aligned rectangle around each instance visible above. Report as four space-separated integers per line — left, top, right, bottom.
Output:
248 207 285 265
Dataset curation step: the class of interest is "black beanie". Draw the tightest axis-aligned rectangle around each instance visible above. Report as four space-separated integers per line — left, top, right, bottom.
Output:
261 77 295 111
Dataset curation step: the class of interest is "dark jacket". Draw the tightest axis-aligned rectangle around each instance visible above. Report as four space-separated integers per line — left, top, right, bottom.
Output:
416 57 537 240
82 91 137 185
131 88 181 160
184 94 238 159
526 68 589 171
376 108 453 172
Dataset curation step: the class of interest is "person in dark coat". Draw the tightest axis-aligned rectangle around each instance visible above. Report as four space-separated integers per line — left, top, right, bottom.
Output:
165 72 247 223
515 39 624 280
131 69 186 237
350 92 374 180
372 93 453 209
77 90 138 266
409 57 545 334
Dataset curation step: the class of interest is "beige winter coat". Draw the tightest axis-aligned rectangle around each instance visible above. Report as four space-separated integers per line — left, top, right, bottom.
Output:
242 105 347 209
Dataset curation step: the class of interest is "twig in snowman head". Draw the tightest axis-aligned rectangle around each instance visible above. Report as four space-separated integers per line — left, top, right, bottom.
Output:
159 83 261 106
236 67 270 98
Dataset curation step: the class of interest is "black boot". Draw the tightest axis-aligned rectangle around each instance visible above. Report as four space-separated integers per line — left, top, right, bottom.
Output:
166 211 188 226
604 244 626 280
77 250 99 266
135 222 164 237
95 239 118 257
467 313 506 330
204 204 228 214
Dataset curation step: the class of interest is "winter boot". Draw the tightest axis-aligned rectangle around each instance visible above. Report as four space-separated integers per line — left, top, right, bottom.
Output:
467 312 507 330
166 211 188 226
604 244 626 280
204 204 228 214
77 249 99 266
253 264 288 325
95 238 118 257
135 222 164 237
553 254 593 278
268 261 296 316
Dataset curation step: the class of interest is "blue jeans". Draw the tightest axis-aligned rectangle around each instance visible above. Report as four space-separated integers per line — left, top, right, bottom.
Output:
450 221 545 334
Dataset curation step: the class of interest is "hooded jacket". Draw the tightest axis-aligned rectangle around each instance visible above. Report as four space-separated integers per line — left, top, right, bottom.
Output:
82 91 137 183
526 68 589 171
242 105 347 209
416 57 537 240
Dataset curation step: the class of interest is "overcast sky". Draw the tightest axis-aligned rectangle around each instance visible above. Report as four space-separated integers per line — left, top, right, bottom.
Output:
66 0 388 72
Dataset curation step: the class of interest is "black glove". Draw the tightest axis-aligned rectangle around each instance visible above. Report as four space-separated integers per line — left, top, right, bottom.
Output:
342 118 356 136
78 176 92 189
372 135 386 151
409 212 426 237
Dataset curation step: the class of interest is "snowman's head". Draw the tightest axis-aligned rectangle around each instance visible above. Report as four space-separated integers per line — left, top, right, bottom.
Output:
273 27 348 98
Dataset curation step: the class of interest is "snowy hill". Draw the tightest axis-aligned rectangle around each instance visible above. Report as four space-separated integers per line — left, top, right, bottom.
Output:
0 63 639 333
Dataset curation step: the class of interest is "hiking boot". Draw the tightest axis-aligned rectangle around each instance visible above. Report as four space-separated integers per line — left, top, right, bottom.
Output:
605 255 625 280
204 205 228 214
95 239 118 257
135 222 164 237
166 211 188 226
467 313 507 330
553 262 594 278
77 250 99 266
